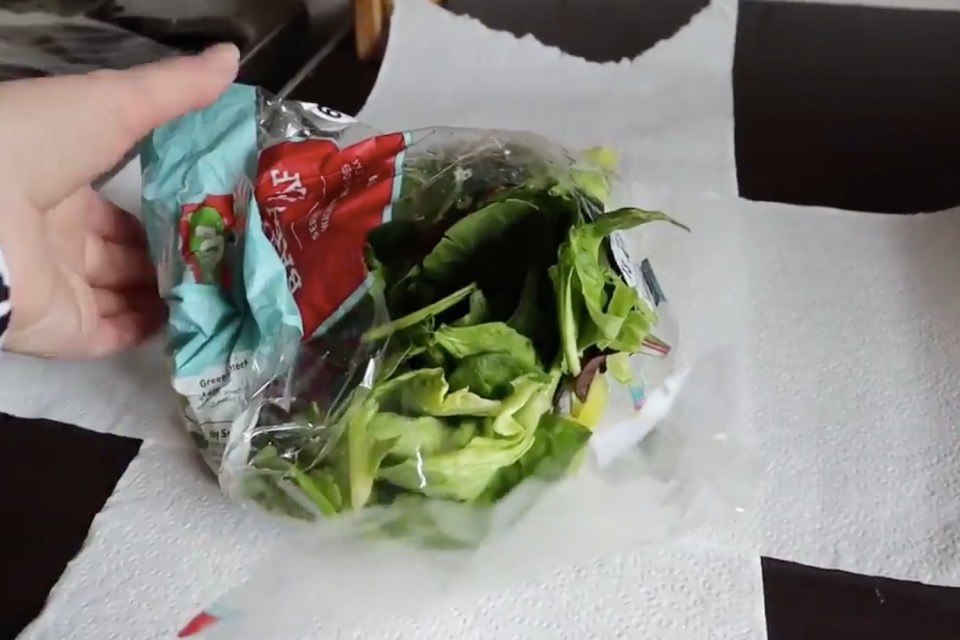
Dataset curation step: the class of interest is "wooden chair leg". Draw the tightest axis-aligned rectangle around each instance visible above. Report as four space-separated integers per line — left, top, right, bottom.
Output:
354 0 443 61
354 0 387 62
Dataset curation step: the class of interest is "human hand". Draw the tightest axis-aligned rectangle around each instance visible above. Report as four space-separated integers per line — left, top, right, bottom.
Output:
0 44 240 358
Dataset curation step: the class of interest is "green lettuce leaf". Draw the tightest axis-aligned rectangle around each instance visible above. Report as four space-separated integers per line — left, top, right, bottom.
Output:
411 198 540 286
364 282 478 342
423 198 536 274
568 146 618 204
335 391 398 510
606 351 634 384
554 207 686 370
287 466 343 516
375 368 502 417
368 412 453 458
434 322 539 368
452 288 491 326
481 412 591 502
506 270 542 338
551 243 582 374
377 373 559 502
448 352 541 400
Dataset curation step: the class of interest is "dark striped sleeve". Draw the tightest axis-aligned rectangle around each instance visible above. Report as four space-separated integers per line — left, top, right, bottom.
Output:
0 250 10 343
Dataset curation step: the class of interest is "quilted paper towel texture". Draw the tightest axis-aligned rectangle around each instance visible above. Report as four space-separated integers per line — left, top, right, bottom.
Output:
17 442 282 640
359 0 739 198
740 200 960 586
581 190 960 589
596 193 960 589
201 544 765 640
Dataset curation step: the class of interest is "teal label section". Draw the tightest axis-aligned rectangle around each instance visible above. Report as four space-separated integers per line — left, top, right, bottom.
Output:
141 84 301 381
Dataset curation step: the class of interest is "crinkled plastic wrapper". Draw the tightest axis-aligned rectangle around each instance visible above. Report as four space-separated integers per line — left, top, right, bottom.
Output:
141 85 754 638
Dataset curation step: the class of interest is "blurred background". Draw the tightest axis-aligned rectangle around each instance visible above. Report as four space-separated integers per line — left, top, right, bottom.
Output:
0 0 371 109
0 0 712 115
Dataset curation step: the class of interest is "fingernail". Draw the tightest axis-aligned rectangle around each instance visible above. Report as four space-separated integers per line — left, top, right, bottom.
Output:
200 42 241 70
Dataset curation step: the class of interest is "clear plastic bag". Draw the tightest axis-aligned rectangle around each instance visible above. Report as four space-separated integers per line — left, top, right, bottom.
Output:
181 351 749 639
140 85 755 637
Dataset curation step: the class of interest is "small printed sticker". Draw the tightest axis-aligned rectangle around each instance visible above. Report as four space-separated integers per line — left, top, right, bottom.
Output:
303 103 357 124
608 230 641 290
640 258 667 306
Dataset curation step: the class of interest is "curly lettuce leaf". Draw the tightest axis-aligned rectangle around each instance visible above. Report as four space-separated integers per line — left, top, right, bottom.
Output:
554 207 686 372
336 391 397 510
375 368 502 417
377 373 559 502
368 412 453 458
568 146 618 204
481 412 591 502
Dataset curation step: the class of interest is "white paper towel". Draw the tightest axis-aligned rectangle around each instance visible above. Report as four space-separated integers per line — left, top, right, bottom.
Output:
739 199 960 585
20 442 766 640
360 0 739 198
390 546 763 640
613 191 960 587
18 441 281 640
204 544 766 640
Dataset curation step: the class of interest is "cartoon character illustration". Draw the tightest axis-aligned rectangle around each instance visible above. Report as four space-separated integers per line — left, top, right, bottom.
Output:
179 195 241 288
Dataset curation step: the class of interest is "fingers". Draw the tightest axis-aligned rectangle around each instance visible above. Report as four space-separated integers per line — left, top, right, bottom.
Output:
85 234 156 288
3 284 165 359
0 43 240 210
90 288 166 357
85 196 157 289
86 193 148 246
92 287 156 317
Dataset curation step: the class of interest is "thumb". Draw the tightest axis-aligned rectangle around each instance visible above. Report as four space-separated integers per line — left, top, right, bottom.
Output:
0 43 240 210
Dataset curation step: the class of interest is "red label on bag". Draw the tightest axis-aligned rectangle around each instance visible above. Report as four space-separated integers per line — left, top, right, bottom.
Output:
254 133 407 338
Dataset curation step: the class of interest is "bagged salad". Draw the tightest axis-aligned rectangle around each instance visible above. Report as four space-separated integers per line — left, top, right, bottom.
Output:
141 85 749 637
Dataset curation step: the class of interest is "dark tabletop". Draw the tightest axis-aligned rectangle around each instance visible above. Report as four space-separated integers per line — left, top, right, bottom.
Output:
3 1 960 639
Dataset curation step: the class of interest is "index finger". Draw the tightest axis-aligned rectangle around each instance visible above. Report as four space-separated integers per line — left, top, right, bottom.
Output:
0 43 240 210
